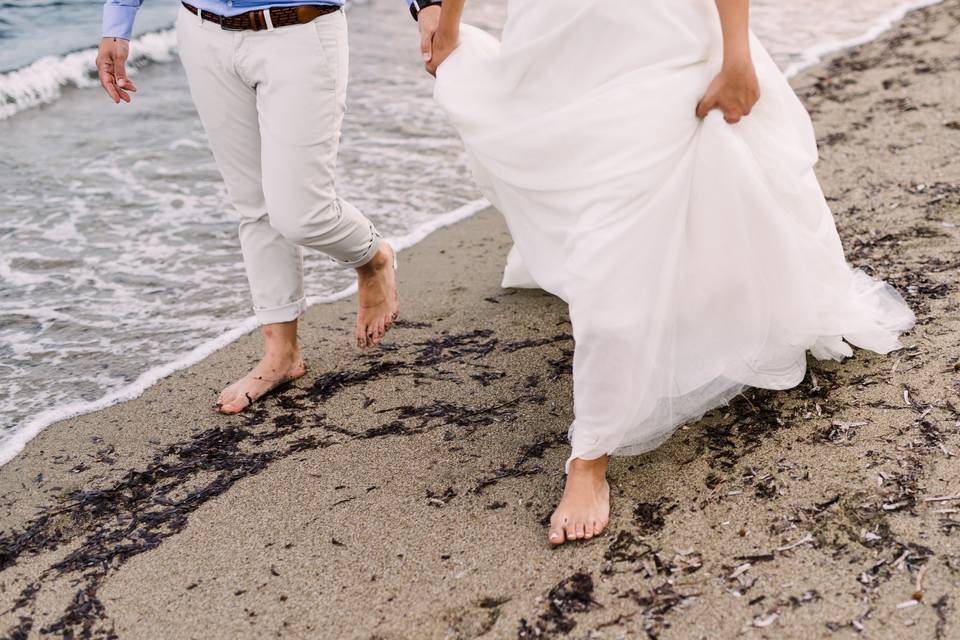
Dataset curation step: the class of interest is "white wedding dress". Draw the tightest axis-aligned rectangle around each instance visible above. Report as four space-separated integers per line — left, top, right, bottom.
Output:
433 0 915 470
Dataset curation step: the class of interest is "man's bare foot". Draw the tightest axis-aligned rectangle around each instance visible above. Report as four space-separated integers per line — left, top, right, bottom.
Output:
356 242 399 348
217 321 306 414
548 455 610 545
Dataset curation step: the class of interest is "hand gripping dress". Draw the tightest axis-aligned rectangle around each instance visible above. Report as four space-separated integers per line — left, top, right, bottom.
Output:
432 0 916 470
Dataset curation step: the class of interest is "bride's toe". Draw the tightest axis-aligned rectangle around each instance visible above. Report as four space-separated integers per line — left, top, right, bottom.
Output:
548 517 566 545
573 520 584 540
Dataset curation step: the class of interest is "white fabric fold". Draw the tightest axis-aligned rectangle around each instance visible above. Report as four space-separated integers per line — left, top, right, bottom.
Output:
434 0 915 472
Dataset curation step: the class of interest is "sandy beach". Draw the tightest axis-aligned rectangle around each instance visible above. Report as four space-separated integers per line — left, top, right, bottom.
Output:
2 1 960 637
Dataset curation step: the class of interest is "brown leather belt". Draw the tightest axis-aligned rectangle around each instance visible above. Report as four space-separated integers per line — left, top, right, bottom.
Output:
181 2 340 31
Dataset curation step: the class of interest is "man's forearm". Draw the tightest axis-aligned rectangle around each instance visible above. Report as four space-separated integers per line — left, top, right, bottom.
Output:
715 0 751 68
102 0 142 39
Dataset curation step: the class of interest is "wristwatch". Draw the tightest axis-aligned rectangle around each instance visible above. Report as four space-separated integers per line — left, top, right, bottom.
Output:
409 0 442 21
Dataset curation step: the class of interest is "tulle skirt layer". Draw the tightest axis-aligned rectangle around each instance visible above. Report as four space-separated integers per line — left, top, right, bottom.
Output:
433 0 915 468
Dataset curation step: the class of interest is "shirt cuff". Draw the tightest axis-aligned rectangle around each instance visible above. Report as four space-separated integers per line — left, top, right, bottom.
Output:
102 4 139 40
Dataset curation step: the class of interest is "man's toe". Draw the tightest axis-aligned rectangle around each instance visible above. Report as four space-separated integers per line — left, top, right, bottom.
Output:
219 402 242 415
218 389 251 414
217 385 235 406
357 323 368 348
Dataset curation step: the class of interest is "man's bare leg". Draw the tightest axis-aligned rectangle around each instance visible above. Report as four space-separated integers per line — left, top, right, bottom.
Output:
548 455 610 545
355 242 400 348
217 320 306 414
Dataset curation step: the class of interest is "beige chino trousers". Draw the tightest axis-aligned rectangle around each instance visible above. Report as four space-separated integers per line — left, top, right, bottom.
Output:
176 5 380 325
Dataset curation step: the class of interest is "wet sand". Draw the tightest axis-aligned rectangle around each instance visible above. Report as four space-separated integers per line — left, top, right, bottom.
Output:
2 2 960 637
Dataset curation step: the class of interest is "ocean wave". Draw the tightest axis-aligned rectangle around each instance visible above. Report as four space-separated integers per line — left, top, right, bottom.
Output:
782 0 945 78
0 198 491 467
0 27 176 121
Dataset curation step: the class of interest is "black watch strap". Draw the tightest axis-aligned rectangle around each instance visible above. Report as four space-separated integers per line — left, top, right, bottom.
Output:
410 0 442 21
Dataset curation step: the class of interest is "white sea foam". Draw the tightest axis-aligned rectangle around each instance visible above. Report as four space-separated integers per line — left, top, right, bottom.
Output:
781 0 946 78
0 28 177 121
0 256 49 286
0 198 491 467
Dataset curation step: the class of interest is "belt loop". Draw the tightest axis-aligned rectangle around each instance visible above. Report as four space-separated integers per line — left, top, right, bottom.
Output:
197 6 204 26
263 7 275 30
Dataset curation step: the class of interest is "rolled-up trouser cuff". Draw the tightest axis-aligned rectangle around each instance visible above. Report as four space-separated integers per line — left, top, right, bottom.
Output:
331 222 382 269
254 296 308 325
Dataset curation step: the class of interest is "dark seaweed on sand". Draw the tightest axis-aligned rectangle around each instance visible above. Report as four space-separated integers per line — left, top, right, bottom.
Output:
518 572 598 638
0 326 575 637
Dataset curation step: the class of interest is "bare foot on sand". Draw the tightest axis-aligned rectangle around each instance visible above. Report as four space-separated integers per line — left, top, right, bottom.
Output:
217 321 306 414
356 243 399 348
548 455 610 545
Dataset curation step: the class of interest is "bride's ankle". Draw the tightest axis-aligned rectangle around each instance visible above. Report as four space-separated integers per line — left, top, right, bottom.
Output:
568 455 609 477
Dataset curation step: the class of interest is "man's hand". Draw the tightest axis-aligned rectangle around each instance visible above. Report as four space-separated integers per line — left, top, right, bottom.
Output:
96 37 138 104
695 61 759 124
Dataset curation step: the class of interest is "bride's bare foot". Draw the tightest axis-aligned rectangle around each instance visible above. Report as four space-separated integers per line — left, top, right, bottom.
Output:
217 321 306 414
548 455 610 545
356 242 399 348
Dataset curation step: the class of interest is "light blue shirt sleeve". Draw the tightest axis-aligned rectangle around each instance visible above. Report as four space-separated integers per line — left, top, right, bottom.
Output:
102 0 143 40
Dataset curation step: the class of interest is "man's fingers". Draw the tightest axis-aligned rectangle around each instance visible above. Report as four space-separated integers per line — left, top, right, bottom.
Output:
111 52 136 100
111 53 129 82
99 70 121 104
725 111 742 124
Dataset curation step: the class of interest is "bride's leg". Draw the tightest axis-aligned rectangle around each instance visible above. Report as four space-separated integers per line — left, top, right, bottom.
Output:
548 455 610 545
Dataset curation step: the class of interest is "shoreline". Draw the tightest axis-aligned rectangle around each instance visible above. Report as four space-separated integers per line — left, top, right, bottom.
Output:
0 0 948 465
0 198 489 468
2 1 959 638
778 0 946 78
